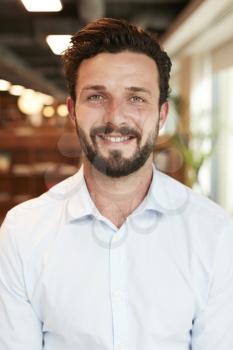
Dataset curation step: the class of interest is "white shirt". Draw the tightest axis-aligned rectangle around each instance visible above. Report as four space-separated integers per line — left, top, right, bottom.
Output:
0 165 233 350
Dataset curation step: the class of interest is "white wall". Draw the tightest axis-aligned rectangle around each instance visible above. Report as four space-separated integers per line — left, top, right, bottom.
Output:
214 67 233 214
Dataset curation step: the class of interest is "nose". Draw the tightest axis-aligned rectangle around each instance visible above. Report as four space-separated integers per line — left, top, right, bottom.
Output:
103 98 130 126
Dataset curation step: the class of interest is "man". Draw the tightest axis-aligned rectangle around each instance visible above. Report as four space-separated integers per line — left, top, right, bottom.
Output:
0 18 233 350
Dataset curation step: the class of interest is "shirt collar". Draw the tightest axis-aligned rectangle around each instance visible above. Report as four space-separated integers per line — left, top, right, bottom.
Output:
65 164 190 222
65 166 98 222
142 164 190 216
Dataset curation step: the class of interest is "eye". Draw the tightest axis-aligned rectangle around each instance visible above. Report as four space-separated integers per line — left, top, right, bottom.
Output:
130 95 145 103
87 94 104 101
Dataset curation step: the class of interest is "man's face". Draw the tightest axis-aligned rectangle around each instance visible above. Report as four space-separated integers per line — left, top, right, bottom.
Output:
67 51 168 177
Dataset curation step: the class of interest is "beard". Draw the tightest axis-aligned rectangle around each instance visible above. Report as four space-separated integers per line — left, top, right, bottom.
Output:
75 122 159 178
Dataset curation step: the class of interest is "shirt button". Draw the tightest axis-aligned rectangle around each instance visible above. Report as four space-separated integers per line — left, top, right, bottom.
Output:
112 234 119 242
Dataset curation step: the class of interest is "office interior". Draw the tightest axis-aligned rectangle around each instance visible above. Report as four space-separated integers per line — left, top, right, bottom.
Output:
0 0 233 224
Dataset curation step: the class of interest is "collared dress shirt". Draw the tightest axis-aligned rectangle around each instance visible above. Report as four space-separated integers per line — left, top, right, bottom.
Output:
0 165 233 350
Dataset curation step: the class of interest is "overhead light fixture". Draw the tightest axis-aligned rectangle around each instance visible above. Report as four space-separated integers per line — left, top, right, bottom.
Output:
43 106 55 118
46 35 71 55
37 93 55 105
9 84 25 96
18 90 44 115
0 79 11 91
20 0 62 12
57 104 68 117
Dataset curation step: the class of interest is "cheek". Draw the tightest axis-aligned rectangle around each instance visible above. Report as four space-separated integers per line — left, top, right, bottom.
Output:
140 117 159 143
141 112 159 130
75 105 105 130
133 104 159 126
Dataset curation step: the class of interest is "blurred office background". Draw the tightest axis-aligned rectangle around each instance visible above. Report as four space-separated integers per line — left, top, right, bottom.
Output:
0 0 233 223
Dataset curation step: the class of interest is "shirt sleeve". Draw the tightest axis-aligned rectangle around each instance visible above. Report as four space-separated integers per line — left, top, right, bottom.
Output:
0 213 43 350
191 220 233 349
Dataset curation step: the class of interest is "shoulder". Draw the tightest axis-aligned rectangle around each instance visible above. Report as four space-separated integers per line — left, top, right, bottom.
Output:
155 169 231 222
0 169 84 243
153 170 233 249
154 171 233 287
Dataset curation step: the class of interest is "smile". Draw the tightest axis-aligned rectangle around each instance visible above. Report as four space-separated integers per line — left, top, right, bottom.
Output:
98 135 134 143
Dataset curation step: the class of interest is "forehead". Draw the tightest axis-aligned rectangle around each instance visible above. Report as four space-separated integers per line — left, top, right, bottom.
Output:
76 51 159 91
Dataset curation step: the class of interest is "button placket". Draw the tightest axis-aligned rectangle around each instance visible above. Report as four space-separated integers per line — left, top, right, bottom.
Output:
109 225 129 350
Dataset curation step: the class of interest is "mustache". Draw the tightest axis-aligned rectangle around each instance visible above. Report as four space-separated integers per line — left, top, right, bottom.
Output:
90 123 141 140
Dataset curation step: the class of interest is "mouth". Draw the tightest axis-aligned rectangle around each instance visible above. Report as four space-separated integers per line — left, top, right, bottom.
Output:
98 134 135 143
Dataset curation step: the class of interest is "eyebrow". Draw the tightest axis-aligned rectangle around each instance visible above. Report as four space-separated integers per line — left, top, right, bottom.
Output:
125 86 152 96
82 85 106 92
81 85 152 96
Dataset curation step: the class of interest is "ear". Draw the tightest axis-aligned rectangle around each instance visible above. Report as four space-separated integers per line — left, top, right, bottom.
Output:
158 101 169 130
66 97 76 124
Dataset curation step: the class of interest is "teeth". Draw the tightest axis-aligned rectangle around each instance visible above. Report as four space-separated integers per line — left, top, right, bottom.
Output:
101 135 131 143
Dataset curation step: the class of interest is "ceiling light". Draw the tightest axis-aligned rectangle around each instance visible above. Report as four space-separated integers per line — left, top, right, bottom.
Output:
37 93 55 105
18 90 44 115
9 84 25 96
43 106 55 118
46 35 71 55
57 104 68 117
0 79 11 91
20 0 62 12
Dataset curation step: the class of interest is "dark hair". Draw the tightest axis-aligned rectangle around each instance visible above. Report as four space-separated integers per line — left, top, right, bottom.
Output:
62 18 172 107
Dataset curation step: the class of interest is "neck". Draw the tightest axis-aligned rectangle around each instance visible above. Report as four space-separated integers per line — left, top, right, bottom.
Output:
83 156 153 228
